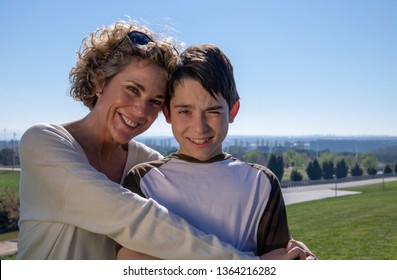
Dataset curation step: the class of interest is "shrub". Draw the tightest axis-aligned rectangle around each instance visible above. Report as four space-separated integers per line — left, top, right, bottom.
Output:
290 169 303 181
306 159 322 180
336 159 348 179
367 167 377 175
384 164 393 174
351 163 363 177
322 160 335 179
0 187 19 233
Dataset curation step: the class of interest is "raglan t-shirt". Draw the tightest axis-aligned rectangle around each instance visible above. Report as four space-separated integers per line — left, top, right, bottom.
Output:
124 153 291 255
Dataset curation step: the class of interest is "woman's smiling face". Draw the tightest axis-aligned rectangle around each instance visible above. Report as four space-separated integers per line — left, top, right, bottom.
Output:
93 59 168 144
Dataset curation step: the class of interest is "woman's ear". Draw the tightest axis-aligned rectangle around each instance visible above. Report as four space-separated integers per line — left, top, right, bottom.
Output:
229 101 240 123
95 69 105 93
162 105 172 124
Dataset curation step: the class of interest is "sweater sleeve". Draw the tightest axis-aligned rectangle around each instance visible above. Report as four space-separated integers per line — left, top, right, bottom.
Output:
18 124 258 260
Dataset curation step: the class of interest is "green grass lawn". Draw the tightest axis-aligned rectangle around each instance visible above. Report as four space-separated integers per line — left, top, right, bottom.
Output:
0 171 20 192
287 181 397 260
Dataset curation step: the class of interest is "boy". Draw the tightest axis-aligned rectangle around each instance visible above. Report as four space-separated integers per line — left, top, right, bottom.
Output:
120 44 314 260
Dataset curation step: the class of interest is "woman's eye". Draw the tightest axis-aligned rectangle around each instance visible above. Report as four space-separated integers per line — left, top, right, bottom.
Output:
127 86 139 95
150 99 163 107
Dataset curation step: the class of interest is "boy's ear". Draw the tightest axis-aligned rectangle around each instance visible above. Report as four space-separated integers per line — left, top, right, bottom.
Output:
162 105 172 124
229 101 240 123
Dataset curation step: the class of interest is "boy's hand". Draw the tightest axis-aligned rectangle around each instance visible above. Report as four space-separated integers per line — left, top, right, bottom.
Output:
260 239 318 260
287 239 318 260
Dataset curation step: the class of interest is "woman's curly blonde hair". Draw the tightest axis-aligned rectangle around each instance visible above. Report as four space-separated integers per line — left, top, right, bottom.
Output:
69 20 179 110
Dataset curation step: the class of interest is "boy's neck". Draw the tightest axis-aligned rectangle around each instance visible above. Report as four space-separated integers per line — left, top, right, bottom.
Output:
172 152 229 163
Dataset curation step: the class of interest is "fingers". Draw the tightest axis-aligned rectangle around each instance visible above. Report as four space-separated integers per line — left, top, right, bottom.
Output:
306 255 318 260
287 239 309 251
285 247 306 260
287 239 318 260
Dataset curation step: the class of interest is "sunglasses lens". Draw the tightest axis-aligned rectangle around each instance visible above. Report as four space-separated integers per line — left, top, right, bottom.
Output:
127 31 153 45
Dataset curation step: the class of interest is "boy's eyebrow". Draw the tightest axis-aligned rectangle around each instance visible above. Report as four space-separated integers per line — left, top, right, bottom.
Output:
172 104 225 111
206 105 225 111
173 104 192 109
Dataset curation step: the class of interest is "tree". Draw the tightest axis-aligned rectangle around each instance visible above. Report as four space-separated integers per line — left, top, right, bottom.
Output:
0 148 14 166
318 152 337 166
306 159 322 180
395 162 397 174
242 150 267 165
350 163 363 177
227 146 247 160
367 167 377 175
358 153 378 172
276 155 284 181
336 159 348 179
282 150 309 169
322 160 335 179
290 169 303 181
267 154 284 181
384 164 393 174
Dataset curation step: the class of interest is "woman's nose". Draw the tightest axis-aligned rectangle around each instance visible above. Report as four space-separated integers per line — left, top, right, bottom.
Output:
131 99 149 117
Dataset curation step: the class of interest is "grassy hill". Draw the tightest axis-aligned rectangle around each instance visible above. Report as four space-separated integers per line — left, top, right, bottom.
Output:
287 181 397 259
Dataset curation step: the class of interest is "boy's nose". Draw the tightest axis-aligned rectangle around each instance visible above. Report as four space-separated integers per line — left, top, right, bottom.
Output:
193 115 208 133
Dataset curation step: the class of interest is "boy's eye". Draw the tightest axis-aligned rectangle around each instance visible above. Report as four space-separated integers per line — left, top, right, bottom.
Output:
178 110 191 115
209 111 220 114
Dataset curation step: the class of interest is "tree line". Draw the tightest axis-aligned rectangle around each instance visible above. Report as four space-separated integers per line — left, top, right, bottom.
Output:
148 144 397 182
1 143 396 183
227 146 397 182
0 148 19 166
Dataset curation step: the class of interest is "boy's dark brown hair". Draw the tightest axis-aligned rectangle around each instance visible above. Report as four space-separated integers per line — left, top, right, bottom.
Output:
167 44 239 111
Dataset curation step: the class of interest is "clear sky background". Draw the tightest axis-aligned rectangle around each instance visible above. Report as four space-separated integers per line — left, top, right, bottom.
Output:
1 0 396 140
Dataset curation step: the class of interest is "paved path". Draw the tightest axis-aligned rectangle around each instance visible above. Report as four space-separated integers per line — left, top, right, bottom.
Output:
282 176 396 205
0 239 17 258
1 177 396 258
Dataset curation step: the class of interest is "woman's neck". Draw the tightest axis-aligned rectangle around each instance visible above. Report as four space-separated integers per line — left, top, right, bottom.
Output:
64 117 128 183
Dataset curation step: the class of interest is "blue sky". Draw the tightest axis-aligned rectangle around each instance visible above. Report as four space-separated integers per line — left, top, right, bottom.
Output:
1 0 396 140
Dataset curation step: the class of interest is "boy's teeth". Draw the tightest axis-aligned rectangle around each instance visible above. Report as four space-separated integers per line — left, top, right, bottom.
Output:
189 138 210 144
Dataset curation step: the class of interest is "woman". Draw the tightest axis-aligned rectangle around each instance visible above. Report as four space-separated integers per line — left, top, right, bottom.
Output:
17 20 312 260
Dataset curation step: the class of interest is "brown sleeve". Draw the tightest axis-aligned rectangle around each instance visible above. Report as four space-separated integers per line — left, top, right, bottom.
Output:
122 157 171 198
256 170 291 255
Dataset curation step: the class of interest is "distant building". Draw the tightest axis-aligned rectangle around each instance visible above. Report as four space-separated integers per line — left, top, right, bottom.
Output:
117 135 397 155
309 138 397 153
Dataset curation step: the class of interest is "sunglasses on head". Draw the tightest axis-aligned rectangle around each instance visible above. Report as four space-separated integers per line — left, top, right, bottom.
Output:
126 30 154 45
104 31 154 62
127 30 178 54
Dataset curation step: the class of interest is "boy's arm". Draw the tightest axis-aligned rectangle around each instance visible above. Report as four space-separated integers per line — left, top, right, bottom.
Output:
256 173 291 255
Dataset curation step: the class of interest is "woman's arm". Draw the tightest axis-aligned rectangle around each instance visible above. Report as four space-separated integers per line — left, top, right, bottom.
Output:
117 248 159 260
19 124 258 260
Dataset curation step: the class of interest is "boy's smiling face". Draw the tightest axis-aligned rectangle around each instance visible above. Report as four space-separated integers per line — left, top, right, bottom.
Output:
163 78 238 161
